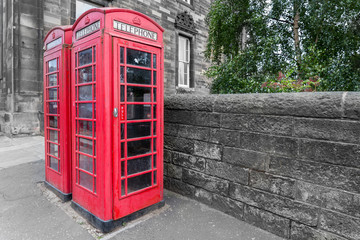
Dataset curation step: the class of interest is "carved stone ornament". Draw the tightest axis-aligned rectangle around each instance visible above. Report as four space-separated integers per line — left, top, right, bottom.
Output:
175 11 197 35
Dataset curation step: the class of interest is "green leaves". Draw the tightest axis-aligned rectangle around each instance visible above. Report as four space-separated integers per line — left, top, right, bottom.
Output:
206 0 360 93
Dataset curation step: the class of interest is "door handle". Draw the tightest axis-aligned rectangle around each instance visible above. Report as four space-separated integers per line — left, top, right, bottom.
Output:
113 108 118 118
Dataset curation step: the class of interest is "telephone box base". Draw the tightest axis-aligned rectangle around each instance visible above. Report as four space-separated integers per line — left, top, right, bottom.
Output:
44 181 72 202
71 200 166 233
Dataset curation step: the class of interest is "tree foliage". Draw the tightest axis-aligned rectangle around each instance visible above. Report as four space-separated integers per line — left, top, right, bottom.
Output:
205 0 360 93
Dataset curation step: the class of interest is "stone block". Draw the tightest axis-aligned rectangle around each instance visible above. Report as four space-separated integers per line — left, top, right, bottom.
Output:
164 95 214 111
269 155 360 194
193 141 221 160
164 135 194 154
247 115 293 136
229 183 319 226
319 209 360 240
239 132 298 157
294 181 360 218
206 159 249 185
220 114 248 130
243 205 290 238
176 124 210 141
294 118 360 144
213 92 344 118
249 171 295 198
164 122 179 136
182 169 229 196
344 92 360 120
172 151 206 172
212 193 244 220
298 139 360 168
165 163 182 179
164 177 196 197
223 147 269 170
291 222 348 240
208 128 240 147
163 149 172 163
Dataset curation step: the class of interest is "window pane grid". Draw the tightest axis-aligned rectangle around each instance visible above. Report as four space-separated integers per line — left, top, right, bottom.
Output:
75 46 97 194
45 58 61 173
119 46 159 198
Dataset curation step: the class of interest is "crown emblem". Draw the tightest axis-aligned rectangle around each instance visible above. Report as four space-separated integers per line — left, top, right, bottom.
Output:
85 16 90 24
52 32 55 39
133 17 141 25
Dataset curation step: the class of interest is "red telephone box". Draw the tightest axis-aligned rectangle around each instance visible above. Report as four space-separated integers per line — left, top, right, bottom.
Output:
43 26 72 201
70 8 164 232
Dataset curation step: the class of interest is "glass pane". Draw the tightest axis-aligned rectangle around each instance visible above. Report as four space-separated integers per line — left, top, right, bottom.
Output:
127 122 151 139
127 86 151 102
153 138 156 152
127 139 151 157
121 142 125 159
120 47 124 64
79 171 93 190
179 37 185 61
78 120 92 136
48 74 57 86
48 88 57 100
93 84 96 100
49 102 58 114
153 54 157 69
79 67 92 83
78 103 92 118
48 59 57 72
79 48 92 66
49 143 59 157
49 116 58 128
49 130 59 143
127 105 151 120
93 47 96 62
120 66 125 83
49 156 59 171
79 154 93 173
127 49 151 67
79 85 93 101
127 156 152 175
79 138 93 155
153 88 156 102
121 161 125 177
153 122 156 136
153 154 157 168
120 86 125 102
154 171 157 185
127 67 151 85
153 71 156 85
127 172 152 194
179 62 184 85
121 123 125 140
153 105 156 119
121 179 126 196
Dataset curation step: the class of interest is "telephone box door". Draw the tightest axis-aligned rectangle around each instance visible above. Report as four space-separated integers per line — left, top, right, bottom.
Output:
112 38 163 219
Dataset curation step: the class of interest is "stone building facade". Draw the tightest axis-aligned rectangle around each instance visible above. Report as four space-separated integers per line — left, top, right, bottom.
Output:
0 0 211 135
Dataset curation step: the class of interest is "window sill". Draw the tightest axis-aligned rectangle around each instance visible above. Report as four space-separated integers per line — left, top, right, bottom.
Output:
176 86 195 94
176 0 195 11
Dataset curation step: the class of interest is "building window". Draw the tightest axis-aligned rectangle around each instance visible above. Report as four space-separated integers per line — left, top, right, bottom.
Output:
182 0 191 4
178 36 190 88
76 0 100 19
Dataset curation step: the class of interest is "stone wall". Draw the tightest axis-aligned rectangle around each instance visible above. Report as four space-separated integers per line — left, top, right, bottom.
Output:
164 92 360 240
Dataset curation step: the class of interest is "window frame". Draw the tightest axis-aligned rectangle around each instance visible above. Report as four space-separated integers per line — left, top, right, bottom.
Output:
177 35 190 88
175 31 195 89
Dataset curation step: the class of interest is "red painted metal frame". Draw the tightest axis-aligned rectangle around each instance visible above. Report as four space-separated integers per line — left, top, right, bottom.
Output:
43 26 72 195
71 8 164 222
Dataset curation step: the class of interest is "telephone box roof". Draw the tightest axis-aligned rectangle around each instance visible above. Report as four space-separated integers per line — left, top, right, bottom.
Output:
72 7 164 33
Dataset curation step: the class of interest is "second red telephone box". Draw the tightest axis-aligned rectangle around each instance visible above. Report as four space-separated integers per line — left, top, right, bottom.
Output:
43 26 72 201
70 8 164 232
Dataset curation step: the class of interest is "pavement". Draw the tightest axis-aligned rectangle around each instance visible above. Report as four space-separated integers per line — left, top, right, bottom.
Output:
0 135 284 240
